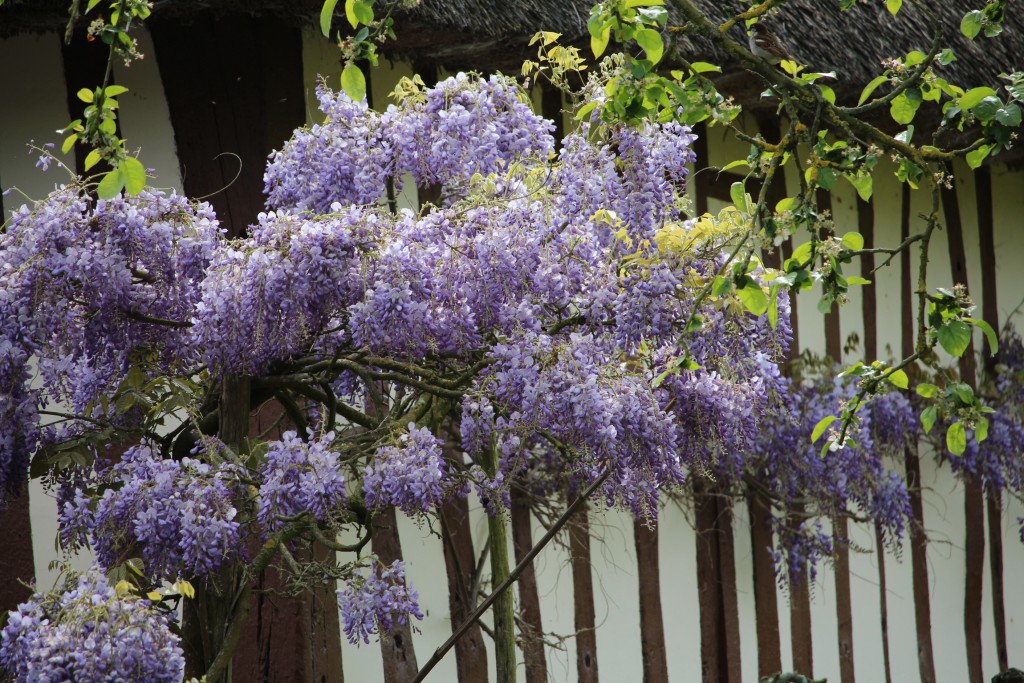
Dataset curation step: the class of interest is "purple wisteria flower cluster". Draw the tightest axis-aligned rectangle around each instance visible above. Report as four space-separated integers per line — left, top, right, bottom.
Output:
0 186 221 502
258 429 347 534
0 64 854 670
751 368 914 583
363 424 449 515
0 568 184 682
337 557 424 645
264 74 555 212
80 441 244 580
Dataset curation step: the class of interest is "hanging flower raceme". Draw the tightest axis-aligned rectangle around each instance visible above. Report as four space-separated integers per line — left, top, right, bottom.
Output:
85 441 244 581
0 186 221 506
750 370 912 583
258 430 348 535
191 208 372 376
0 568 184 683
363 424 449 516
337 557 424 645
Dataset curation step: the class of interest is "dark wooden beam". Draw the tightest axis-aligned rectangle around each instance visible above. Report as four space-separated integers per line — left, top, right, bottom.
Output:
748 490 782 678
372 506 421 682
569 499 599 683
940 175 984 683
634 520 668 683
61 30 116 179
901 181 937 683
788 503 814 677
858 195 893 683
0 483 35 618
440 493 489 683
511 487 548 683
976 165 1008 673
149 14 306 236
834 515 855 683
817 189 842 364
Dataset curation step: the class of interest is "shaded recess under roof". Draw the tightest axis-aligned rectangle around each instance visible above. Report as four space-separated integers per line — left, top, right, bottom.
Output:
3 0 1020 88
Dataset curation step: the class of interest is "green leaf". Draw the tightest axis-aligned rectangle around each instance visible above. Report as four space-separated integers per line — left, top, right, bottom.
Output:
960 86 996 111
886 0 902 15
634 27 663 65
767 286 779 329
320 0 339 36
353 0 374 25
846 276 872 285
966 144 995 169
86 0 103 11
83 149 102 171
61 133 78 154
730 181 748 212
858 75 889 106
575 100 599 121
946 421 967 455
972 96 1002 122
711 275 732 296
961 10 983 39
890 91 920 124
588 14 611 58
975 416 990 443
965 317 999 354
340 63 366 102
916 382 939 398
846 173 873 201
96 168 124 199
920 405 938 433
737 282 768 315
818 84 836 104
77 88 94 103
816 167 837 191
840 232 864 251
688 61 721 74
121 156 146 194
954 383 975 405
937 320 972 357
720 159 749 172
811 415 837 443
104 85 128 97
344 0 359 28
887 368 909 389
995 103 1022 127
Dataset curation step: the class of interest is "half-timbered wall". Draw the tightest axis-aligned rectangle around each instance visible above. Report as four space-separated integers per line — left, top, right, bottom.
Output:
2 25 1023 683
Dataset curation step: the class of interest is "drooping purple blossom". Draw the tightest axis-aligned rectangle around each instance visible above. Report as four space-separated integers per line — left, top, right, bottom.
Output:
89 442 243 580
0 568 184 683
258 430 347 534
337 557 424 645
363 425 449 516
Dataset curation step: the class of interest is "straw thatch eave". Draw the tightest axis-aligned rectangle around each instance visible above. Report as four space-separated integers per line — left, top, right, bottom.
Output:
1 1 1020 94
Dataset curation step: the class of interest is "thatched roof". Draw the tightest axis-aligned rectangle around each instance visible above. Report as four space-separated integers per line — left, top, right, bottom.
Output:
1 0 1020 92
